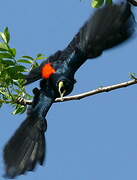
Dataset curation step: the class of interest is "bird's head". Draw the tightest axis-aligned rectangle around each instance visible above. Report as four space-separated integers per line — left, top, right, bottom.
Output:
41 62 76 100
51 75 76 100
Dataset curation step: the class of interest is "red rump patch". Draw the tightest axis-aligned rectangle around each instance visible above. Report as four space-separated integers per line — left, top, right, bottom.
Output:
41 63 56 79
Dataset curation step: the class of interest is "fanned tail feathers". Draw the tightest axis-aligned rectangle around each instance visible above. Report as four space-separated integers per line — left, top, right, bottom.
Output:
4 111 47 178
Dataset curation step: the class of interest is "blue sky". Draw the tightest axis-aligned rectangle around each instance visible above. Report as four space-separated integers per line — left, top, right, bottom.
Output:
1 0 137 180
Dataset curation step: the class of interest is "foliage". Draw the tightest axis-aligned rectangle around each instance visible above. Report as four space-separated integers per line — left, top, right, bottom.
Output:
0 28 46 114
80 0 113 7
91 0 112 8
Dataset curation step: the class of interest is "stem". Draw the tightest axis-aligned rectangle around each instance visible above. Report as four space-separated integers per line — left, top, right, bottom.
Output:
6 87 14 101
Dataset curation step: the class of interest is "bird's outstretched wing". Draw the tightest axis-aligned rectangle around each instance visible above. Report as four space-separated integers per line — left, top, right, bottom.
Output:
25 1 135 85
3 80 56 178
57 1 135 67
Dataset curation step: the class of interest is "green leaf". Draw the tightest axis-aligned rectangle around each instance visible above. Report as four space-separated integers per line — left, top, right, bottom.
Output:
0 32 7 43
0 42 8 51
105 0 112 4
14 65 27 72
91 0 104 8
37 53 45 58
15 73 25 79
0 90 9 97
17 78 26 86
7 72 25 80
5 65 26 79
12 80 19 86
130 73 137 80
0 59 15 65
22 56 34 60
12 105 27 115
10 48 16 57
4 27 10 44
0 53 13 59
25 93 33 100
31 61 40 68
17 59 33 64
36 53 47 60
36 56 47 60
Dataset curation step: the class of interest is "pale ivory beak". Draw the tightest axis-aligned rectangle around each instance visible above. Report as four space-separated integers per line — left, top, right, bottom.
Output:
58 81 66 101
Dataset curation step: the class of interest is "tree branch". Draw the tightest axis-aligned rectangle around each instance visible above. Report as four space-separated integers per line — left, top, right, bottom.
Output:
15 79 137 106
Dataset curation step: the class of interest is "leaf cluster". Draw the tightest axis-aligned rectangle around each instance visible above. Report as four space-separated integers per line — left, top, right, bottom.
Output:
0 28 46 114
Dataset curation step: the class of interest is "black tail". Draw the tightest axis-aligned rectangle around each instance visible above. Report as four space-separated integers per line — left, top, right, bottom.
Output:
4 114 47 178
3 85 55 178
79 1 135 58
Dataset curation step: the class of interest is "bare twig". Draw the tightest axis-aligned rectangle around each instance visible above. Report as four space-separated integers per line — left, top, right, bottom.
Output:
15 79 137 106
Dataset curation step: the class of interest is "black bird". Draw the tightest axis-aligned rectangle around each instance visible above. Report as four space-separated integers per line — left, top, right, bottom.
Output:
3 1 135 178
